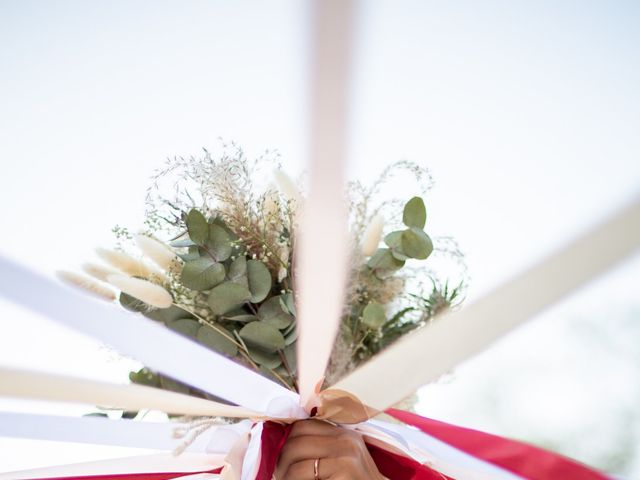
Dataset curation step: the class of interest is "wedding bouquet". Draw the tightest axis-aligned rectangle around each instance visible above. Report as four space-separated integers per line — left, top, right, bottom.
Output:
60 143 463 403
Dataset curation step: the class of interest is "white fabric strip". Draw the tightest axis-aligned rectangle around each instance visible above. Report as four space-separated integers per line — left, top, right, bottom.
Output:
0 368 262 418
297 0 355 407
366 419 525 480
0 453 224 480
0 411 211 452
335 197 640 409
0 256 297 411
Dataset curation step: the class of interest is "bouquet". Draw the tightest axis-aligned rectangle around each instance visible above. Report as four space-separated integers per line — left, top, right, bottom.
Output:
60 143 464 402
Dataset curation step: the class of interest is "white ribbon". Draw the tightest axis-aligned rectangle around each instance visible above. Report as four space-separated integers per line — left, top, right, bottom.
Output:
0 367 263 419
0 256 297 412
334 197 640 409
0 411 524 480
296 0 355 407
0 453 224 480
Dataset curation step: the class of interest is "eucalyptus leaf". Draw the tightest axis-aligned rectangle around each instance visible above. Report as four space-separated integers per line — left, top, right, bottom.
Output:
208 282 251 315
247 348 282 369
228 256 247 281
171 238 197 248
196 325 238 356
367 248 405 278
177 250 200 262
284 327 297 346
186 209 209 245
128 368 159 387
159 375 190 394
239 321 286 353
384 231 409 261
258 296 293 329
362 302 386 329
280 293 296 316
144 305 191 324
401 228 433 260
383 231 403 249
247 260 272 303
180 257 226 290
283 320 297 336
167 318 200 337
283 344 297 374
225 314 258 323
119 292 148 312
403 196 427 229
207 224 232 261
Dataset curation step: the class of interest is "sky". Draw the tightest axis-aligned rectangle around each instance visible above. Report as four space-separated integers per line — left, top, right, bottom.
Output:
0 0 639 476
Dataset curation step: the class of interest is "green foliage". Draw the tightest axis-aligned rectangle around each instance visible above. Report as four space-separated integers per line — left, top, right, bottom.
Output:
129 368 159 387
247 260 272 303
168 318 200 337
228 256 247 281
239 321 286 353
403 196 427 229
368 248 405 278
186 209 209 245
160 375 190 394
196 325 237 356
118 150 463 397
207 224 232 261
180 257 226 290
258 296 293 329
401 228 433 260
362 302 386 329
144 305 192 324
119 292 147 312
208 282 252 315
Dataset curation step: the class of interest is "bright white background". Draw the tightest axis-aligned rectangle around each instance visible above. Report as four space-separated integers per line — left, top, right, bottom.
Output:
0 0 639 476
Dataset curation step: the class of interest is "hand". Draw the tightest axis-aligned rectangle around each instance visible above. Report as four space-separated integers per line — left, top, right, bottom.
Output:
275 419 386 480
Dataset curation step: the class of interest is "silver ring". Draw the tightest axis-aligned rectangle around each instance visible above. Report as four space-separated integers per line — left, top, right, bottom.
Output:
314 457 320 480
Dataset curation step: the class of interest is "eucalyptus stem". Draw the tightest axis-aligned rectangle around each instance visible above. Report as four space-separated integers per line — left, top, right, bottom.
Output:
278 349 298 392
173 304 243 350
233 331 293 391
268 366 296 392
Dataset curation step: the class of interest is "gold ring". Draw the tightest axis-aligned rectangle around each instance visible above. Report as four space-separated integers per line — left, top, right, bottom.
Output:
314 457 320 480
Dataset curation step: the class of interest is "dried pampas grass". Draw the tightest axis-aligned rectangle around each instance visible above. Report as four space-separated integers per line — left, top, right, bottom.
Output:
107 274 173 309
56 270 116 301
135 234 181 272
361 215 384 256
96 248 168 282
273 169 301 204
81 262 119 282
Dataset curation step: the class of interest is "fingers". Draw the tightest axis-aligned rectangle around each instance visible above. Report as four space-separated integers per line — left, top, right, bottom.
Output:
279 457 340 480
288 419 341 438
277 434 336 472
276 423 370 480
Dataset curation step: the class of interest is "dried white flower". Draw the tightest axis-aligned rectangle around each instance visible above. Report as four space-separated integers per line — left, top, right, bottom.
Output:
96 248 168 282
81 262 119 282
273 169 301 204
361 215 384 256
263 185 280 218
107 274 173 309
277 266 288 283
278 245 290 265
56 270 116 301
135 234 182 272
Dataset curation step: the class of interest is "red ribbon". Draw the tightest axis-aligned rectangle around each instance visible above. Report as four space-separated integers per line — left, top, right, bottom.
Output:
386 408 610 480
